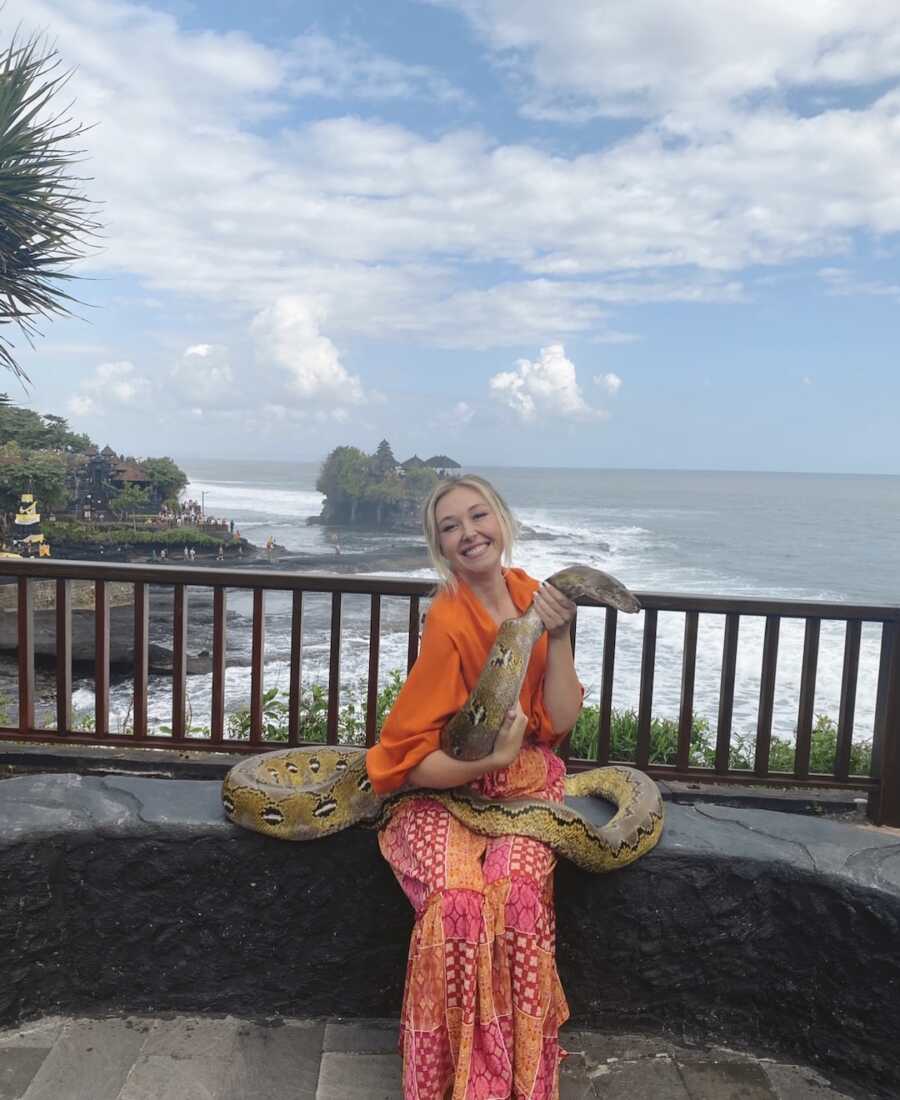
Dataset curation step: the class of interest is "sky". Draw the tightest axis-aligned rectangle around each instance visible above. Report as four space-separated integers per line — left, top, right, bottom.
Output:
5 0 900 473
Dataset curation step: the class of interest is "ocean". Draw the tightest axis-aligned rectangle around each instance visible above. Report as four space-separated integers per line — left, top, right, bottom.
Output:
79 461 900 746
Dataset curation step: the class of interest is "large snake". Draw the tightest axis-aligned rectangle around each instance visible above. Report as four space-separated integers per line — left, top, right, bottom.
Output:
223 566 665 874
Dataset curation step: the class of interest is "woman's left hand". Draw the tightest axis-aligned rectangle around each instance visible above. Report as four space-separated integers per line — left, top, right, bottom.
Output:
533 582 577 640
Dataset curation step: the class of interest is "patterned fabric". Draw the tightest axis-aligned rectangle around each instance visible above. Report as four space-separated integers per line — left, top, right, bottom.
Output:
378 743 570 1100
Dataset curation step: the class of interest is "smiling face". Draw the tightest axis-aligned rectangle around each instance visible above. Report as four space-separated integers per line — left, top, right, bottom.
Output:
435 485 505 582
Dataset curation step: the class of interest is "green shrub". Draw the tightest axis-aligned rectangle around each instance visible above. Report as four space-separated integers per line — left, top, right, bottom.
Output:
70 670 873 778
152 670 407 744
570 702 871 775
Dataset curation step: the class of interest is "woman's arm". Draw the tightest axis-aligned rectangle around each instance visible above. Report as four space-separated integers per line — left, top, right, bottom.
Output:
407 704 527 789
533 583 583 734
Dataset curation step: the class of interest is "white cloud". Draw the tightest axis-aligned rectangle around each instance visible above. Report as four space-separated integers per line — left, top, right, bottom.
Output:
289 32 466 104
489 344 606 422
595 372 622 395
170 344 235 405
68 394 97 417
430 399 477 432
82 360 151 404
10 0 900 378
69 360 151 418
818 266 900 302
436 0 900 121
250 296 365 404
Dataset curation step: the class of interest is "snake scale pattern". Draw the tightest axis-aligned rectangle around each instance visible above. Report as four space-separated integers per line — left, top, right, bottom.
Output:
223 565 665 874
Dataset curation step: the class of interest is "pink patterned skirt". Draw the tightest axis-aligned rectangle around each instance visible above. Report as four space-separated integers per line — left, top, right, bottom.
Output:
378 744 570 1100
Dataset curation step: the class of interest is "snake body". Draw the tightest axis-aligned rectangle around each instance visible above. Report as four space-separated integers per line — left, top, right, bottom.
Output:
223 565 665 874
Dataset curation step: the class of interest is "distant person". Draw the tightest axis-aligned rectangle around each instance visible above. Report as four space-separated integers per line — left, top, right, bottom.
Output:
160 548 167 561
366 475 582 1099
217 545 224 561
183 546 189 560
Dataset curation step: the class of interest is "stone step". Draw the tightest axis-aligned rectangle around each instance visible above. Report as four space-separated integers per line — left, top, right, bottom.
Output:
0 1015 861 1100
17 1018 149 1100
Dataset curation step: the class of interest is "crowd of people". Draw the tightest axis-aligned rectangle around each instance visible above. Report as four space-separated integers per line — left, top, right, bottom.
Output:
156 500 233 533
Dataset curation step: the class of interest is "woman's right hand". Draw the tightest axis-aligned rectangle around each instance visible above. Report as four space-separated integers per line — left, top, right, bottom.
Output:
490 702 527 769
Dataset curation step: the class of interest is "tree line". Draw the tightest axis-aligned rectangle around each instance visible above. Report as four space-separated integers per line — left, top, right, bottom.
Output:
0 395 186 516
316 440 445 526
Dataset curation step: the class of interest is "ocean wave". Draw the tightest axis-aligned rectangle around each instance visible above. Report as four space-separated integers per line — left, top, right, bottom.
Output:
186 479 323 519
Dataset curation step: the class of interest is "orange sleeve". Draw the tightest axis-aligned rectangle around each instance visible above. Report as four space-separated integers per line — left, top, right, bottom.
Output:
365 608 468 794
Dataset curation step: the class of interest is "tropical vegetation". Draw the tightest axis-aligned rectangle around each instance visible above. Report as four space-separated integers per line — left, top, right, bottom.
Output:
0 34 98 379
131 669 872 780
0 395 188 519
316 439 458 527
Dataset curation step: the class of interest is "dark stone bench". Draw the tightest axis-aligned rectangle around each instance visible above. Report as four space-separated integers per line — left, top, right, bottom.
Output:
2 774 899 1096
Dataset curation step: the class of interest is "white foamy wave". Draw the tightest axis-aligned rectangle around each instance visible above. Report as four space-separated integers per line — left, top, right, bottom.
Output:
186 479 323 519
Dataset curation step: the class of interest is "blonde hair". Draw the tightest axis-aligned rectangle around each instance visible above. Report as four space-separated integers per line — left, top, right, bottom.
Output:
422 474 518 589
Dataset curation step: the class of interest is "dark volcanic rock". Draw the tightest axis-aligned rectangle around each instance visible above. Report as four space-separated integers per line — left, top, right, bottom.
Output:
0 587 237 674
1 776 899 1096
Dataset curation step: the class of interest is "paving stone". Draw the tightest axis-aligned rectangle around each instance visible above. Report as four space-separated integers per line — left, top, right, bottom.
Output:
323 1017 399 1054
220 1019 324 1100
590 1055 690 1099
0 1047 50 1100
761 1062 855 1099
559 1063 597 1100
675 1056 776 1099
21 1017 148 1100
0 1021 64 1051
117 1015 239 1100
315 1052 403 1099
561 1028 686 1064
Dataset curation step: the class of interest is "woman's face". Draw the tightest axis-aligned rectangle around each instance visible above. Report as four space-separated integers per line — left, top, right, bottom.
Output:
435 485 504 581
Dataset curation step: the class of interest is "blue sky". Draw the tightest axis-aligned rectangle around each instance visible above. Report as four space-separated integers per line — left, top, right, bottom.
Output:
6 0 900 472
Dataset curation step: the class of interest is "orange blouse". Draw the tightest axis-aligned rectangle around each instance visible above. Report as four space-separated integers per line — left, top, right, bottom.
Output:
366 567 579 794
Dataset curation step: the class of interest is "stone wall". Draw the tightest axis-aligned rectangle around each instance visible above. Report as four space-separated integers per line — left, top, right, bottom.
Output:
2 774 899 1096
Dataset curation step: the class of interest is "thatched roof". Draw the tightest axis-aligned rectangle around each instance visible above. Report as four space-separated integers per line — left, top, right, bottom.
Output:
424 454 461 468
401 455 426 469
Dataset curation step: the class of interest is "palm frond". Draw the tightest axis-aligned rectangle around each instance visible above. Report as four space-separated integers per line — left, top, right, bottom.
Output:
0 32 101 381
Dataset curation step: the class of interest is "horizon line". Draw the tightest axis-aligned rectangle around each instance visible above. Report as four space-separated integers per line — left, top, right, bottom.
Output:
173 457 900 479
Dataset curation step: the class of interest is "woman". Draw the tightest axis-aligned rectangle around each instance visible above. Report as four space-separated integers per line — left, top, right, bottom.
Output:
366 475 583 1100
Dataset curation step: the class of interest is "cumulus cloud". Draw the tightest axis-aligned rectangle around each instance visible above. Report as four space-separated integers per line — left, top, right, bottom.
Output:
10 0 900 381
594 372 622 395
251 296 365 404
85 361 151 403
170 344 235 405
489 344 606 422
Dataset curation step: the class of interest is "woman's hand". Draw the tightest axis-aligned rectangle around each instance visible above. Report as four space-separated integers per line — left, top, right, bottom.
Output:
533 582 577 640
490 702 528 769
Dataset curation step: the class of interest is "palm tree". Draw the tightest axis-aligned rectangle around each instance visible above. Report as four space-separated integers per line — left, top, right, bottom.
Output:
0 33 99 381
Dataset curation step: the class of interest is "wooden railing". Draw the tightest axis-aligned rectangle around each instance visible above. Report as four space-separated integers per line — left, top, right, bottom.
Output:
0 558 898 826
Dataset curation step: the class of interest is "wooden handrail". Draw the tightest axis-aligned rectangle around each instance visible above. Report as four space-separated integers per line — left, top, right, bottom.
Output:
0 558 897 825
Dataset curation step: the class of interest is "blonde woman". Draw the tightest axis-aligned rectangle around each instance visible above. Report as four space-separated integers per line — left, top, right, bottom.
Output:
366 475 583 1100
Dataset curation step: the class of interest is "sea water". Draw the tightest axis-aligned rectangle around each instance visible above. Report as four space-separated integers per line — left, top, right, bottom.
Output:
81 462 900 746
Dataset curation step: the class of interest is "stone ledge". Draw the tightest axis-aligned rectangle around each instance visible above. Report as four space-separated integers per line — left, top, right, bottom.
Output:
1 774 899 1097
0 744 871 817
